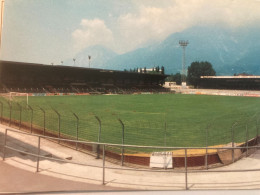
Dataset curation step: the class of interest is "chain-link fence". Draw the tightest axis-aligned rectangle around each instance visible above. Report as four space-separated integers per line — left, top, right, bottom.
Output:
0 97 259 168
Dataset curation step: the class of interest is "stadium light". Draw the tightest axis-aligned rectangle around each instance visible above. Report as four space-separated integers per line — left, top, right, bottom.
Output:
88 55 91 68
179 40 189 85
73 58 76 66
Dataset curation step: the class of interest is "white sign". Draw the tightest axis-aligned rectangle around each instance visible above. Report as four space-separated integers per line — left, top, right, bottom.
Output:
150 152 173 168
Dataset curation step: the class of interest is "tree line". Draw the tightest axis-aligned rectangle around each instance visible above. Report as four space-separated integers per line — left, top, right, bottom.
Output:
166 61 216 87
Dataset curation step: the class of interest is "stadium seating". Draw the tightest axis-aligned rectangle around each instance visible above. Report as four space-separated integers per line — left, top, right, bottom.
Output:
0 60 169 94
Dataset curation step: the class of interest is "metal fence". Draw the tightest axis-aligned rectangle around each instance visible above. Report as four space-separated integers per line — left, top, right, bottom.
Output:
2 128 260 190
0 99 259 145
0 98 259 167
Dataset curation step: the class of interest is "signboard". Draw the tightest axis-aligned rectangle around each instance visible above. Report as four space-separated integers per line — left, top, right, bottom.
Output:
150 151 173 168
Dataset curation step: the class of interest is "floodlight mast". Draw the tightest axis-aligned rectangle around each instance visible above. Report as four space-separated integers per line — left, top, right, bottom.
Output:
179 40 189 84
73 58 76 66
88 55 91 68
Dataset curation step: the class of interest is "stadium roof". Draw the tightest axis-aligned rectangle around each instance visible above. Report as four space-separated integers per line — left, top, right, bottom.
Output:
200 76 260 79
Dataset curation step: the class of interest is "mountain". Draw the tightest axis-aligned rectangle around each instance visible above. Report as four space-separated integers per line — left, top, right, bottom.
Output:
72 26 260 75
64 45 118 69
231 49 260 74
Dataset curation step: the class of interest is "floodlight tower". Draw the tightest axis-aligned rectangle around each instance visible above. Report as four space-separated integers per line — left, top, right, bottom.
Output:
73 58 76 66
88 55 91 68
179 40 189 86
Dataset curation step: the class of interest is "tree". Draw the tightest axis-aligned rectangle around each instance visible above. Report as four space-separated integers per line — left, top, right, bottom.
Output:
161 66 165 75
155 66 159 72
165 73 182 85
187 61 216 87
174 73 182 85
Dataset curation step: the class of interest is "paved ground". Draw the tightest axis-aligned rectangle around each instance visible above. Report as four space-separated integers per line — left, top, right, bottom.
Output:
0 124 260 193
0 161 128 194
0 125 131 194
1 160 259 195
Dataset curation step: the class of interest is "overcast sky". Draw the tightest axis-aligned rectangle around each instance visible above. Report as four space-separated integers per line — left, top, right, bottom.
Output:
1 0 260 65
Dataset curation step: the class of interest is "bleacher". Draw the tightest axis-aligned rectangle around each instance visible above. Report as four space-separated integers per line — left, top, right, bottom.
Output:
0 60 169 95
1 84 170 95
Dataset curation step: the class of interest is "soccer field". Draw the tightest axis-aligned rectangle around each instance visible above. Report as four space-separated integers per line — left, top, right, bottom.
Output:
2 93 260 151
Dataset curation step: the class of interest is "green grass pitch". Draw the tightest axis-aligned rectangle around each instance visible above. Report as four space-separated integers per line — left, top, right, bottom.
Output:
2 94 260 152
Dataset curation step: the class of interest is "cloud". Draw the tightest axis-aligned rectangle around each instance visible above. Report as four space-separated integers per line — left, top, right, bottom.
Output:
116 0 260 53
116 2 194 52
193 0 260 27
72 18 114 53
72 0 260 54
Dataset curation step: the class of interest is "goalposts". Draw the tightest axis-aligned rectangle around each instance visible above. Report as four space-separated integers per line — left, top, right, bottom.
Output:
3 92 29 106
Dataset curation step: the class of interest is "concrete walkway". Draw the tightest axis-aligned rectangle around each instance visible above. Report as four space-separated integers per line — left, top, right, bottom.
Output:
0 161 128 194
0 124 260 193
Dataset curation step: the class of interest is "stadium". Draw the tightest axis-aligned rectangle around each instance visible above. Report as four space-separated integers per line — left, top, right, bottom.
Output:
1 0 260 192
0 59 259 170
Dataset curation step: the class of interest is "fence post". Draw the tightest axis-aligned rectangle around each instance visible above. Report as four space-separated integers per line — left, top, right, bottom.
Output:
164 121 167 147
17 103 22 130
205 124 209 170
95 116 101 159
118 118 124 166
53 109 61 143
231 122 237 163
28 105 33 133
39 107 45 135
256 118 259 145
164 121 167 169
0 101 3 124
8 101 12 126
246 124 249 156
36 136 41 172
185 148 188 190
102 144 106 185
73 112 79 150
2 129 8 160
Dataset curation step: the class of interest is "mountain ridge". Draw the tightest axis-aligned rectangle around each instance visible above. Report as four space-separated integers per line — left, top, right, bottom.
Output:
69 26 260 75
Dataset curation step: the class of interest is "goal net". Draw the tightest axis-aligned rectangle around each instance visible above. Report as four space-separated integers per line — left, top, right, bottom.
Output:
1 92 29 105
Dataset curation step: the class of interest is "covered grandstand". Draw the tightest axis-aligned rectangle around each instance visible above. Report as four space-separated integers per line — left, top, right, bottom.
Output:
0 60 168 94
198 76 260 90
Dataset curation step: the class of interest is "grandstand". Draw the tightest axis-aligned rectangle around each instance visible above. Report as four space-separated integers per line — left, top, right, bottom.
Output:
0 60 169 94
199 76 260 90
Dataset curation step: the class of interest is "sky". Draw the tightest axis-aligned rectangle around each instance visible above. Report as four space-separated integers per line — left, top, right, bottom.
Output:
1 0 260 65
